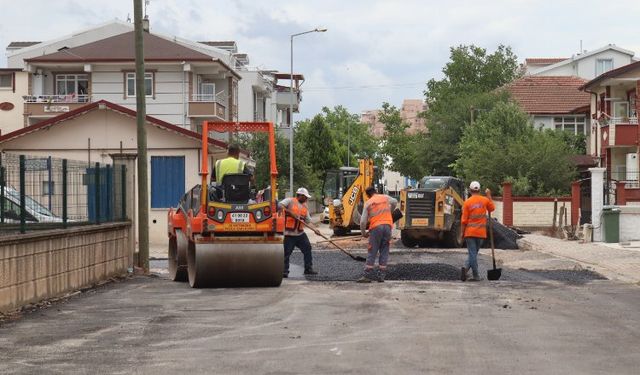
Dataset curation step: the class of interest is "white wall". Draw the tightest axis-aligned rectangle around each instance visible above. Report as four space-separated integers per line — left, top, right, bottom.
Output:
534 49 635 80
237 70 274 122
91 64 187 125
618 205 640 241
0 71 27 134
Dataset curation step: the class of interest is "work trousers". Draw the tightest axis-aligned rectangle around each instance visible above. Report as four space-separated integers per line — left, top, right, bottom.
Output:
283 233 313 274
366 224 392 269
465 237 483 278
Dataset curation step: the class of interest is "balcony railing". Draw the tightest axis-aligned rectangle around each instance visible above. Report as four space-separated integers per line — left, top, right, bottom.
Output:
610 117 638 125
23 94 91 104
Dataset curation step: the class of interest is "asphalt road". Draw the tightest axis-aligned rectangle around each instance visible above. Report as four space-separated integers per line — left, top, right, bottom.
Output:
1 248 639 374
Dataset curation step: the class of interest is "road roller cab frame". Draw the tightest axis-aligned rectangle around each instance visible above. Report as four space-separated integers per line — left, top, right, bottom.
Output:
167 121 284 288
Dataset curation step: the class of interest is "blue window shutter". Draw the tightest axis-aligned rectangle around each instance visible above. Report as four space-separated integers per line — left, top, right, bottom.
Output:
151 156 185 208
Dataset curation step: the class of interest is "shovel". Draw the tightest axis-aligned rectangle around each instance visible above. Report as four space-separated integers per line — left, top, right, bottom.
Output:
284 210 367 262
487 212 502 280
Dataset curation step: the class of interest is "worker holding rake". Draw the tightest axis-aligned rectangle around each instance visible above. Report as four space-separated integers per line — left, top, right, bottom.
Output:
358 186 398 283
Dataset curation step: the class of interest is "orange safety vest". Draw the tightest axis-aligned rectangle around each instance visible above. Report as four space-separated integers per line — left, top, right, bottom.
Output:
367 194 393 230
462 195 495 239
285 199 308 232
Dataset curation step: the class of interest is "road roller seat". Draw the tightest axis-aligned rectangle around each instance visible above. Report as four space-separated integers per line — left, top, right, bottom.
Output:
221 173 251 203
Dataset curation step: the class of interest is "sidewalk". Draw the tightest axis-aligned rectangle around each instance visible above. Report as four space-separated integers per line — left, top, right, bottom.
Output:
519 234 640 284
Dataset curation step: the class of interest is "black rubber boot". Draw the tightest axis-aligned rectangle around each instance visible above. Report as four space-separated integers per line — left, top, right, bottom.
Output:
377 269 386 283
304 268 318 275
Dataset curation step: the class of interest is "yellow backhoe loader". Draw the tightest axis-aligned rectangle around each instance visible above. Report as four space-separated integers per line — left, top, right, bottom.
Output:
322 159 378 236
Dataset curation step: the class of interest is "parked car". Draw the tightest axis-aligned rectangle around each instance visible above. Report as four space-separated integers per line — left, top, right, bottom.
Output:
322 206 330 224
1 186 63 223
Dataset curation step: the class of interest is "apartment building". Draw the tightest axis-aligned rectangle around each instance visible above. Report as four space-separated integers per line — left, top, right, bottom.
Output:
2 20 303 134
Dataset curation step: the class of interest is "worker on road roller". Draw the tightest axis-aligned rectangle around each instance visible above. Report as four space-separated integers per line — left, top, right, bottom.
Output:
210 143 254 202
279 187 318 278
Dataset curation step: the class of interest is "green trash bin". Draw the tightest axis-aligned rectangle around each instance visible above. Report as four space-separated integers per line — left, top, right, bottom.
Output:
601 206 620 243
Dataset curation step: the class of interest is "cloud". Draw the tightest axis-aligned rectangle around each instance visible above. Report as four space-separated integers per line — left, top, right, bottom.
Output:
2 0 640 121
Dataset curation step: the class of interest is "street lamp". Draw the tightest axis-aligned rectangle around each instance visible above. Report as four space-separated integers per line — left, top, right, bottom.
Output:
289 27 327 195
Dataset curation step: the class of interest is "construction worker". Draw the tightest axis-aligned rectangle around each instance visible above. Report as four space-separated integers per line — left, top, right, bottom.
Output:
358 186 397 283
460 181 495 282
279 187 318 278
211 144 252 184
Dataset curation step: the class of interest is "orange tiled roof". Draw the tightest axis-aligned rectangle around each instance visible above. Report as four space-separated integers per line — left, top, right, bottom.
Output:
525 58 568 65
506 76 590 114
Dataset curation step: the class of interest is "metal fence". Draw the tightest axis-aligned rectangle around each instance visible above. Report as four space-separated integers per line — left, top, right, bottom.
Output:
0 153 127 234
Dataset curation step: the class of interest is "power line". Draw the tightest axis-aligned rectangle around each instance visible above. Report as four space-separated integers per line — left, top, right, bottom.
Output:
303 82 425 92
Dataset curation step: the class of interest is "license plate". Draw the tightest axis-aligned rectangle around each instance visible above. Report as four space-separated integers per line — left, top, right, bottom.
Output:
412 218 429 226
408 192 424 199
231 213 250 223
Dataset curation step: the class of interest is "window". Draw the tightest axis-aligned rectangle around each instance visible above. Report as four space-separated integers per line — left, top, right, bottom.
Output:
613 102 629 118
553 116 587 135
151 156 185 208
595 59 613 76
125 72 153 98
0 73 12 88
199 82 215 101
55 74 89 99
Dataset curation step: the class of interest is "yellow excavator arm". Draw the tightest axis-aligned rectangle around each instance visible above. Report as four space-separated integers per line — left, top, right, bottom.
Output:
329 159 375 235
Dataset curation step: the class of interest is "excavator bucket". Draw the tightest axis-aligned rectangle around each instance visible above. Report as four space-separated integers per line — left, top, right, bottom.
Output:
187 240 283 288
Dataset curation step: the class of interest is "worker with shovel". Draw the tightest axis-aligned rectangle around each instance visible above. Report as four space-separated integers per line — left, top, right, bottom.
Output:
461 181 495 282
279 187 318 278
358 186 398 283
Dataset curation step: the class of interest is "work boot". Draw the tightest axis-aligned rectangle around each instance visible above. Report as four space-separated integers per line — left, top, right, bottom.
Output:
356 275 373 283
283 272 289 278
460 267 468 282
377 270 386 283
469 274 481 282
304 268 318 275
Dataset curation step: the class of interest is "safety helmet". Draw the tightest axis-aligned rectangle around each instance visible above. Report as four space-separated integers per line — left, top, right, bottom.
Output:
296 187 312 198
469 181 481 191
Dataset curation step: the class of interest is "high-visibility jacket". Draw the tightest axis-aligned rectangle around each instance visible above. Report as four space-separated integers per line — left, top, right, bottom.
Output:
366 194 393 230
461 194 495 239
215 157 246 183
284 199 308 232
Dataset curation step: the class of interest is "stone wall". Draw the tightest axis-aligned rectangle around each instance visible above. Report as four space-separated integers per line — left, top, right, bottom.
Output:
491 197 570 228
0 223 132 313
619 205 640 242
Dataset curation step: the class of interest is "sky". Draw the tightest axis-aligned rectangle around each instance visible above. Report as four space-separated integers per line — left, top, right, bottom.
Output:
1 0 640 120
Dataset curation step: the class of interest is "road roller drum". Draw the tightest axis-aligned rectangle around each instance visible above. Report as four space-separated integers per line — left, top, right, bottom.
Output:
187 241 283 288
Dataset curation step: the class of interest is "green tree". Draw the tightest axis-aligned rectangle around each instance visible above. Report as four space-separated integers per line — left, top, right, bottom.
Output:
379 103 424 179
320 106 381 167
453 102 577 195
420 44 521 175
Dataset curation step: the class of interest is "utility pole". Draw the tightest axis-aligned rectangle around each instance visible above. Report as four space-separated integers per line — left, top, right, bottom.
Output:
134 0 149 273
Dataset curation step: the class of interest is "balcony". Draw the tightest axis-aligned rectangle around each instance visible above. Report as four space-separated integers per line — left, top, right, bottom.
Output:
600 117 639 147
188 94 226 120
23 95 92 117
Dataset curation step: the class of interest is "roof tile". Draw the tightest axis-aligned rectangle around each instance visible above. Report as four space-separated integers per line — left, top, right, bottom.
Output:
506 76 591 114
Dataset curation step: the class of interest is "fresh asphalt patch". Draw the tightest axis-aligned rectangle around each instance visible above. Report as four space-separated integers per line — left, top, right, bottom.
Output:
290 250 608 283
